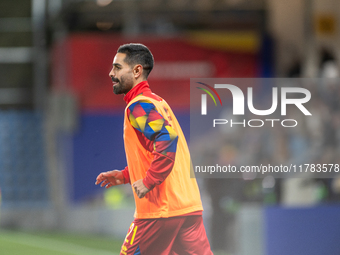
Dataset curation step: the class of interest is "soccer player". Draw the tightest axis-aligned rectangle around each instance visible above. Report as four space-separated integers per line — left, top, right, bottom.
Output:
95 43 213 255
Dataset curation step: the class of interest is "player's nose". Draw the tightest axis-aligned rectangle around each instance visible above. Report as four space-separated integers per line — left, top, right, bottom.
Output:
109 67 115 78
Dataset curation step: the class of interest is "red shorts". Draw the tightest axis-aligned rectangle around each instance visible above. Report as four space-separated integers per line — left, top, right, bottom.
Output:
120 215 213 255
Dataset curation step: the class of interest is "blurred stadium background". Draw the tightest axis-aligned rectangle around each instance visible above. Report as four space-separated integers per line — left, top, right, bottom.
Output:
1 0 340 254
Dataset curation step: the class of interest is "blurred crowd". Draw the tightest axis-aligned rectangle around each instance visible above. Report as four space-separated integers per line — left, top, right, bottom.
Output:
193 60 340 251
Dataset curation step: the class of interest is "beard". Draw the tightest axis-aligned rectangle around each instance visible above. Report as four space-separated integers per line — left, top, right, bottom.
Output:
112 74 134 95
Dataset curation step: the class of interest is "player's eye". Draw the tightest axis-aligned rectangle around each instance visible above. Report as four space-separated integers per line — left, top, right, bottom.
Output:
112 65 121 71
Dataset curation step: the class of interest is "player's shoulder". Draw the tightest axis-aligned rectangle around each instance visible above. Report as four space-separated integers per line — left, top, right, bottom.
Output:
139 90 163 103
128 98 156 115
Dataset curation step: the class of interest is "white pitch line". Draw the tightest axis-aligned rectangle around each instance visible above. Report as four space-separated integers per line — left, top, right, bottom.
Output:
0 232 119 255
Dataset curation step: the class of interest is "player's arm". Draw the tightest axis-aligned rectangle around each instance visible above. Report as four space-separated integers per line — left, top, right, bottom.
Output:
127 100 178 197
95 167 130 188
121 166 131 184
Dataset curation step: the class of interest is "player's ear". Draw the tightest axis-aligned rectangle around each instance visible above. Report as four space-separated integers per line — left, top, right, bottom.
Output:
133 64 143 79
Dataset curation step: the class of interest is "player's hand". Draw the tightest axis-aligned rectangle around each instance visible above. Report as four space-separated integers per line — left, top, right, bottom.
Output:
132 179 150 199
95 170 124 188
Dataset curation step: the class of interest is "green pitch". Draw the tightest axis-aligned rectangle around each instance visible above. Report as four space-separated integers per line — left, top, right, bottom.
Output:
0 230 123 255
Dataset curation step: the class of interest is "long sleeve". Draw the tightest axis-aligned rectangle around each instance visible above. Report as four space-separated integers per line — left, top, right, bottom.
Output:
127 100 178 190
122 166 130 184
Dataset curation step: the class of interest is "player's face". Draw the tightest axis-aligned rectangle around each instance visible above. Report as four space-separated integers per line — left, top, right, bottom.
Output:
109 53 134 95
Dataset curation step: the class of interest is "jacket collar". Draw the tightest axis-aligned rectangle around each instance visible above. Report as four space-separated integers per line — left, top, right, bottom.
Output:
123 81 151 104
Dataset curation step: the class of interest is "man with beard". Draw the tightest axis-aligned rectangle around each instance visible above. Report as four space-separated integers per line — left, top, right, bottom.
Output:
95 43 212 255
